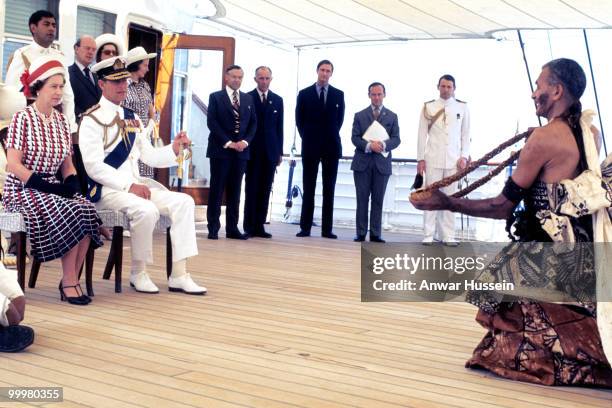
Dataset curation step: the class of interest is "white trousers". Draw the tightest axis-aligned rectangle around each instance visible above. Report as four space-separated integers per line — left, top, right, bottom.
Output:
423 167 457 241
0 265 23 327
97 182 198 264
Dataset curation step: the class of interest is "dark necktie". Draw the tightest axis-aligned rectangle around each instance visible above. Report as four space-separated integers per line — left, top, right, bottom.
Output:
319 88 325 106
373 107 380 122
83 67 94 85
232 90 240 135
261 93 267 105
232 90 240 110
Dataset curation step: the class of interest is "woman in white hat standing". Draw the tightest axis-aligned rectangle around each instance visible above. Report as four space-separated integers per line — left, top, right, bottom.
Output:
124 46 158 178
94 33 125 63
3 56 103 305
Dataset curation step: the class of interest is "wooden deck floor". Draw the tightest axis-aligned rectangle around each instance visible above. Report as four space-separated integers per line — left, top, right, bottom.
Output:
3 224 611 408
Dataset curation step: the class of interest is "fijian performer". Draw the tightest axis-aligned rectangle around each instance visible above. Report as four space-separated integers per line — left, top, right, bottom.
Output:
411 58 612 386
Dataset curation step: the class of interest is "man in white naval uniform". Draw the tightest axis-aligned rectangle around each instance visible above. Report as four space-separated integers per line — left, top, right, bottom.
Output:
4 10 77 133
417 74 470 245
79 56 206 295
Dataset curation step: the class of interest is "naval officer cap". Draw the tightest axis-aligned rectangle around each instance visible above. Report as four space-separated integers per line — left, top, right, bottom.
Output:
91 56 131 81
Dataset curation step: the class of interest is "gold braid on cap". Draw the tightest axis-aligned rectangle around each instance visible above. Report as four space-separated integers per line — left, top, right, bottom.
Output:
410 129 533 201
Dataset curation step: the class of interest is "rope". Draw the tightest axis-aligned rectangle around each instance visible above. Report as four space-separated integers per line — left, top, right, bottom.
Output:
411 129 533 200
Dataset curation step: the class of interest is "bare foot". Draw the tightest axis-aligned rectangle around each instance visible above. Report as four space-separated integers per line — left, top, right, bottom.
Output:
6 302 23 325
10 296 26 321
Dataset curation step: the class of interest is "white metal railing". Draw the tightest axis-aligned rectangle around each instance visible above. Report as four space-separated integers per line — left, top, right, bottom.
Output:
270 157 511 241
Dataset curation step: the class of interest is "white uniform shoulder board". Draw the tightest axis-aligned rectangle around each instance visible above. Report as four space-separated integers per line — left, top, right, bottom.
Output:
83 104 101 117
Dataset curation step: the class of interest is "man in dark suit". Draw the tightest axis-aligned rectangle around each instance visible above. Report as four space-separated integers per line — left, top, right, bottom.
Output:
351 82 401 243
244 66 283 238
206 65 257 240
295 60 345 239
68 35 101 119
68 35 102 194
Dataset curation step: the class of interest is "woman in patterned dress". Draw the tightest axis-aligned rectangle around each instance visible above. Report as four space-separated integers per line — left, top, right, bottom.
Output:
3 56 102 305
124 46 157 178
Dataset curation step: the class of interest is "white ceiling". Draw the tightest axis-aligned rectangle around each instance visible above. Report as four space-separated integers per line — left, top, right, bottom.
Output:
201 0 612 47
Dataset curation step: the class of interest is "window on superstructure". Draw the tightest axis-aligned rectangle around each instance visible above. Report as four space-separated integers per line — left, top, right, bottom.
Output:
76 6 116 39
2 0 60 80
4 0 59 37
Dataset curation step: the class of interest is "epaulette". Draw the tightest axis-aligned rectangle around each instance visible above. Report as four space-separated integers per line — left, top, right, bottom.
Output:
456 99 467 103
50 43 63 55
77 104 101 136
83 104 101 117
424 99 435 104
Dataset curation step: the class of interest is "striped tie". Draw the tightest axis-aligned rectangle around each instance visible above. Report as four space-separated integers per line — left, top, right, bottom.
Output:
232 90 239 110
232 90 240 135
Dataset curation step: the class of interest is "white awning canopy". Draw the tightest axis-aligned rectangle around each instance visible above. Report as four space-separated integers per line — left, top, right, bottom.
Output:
201 0 612 47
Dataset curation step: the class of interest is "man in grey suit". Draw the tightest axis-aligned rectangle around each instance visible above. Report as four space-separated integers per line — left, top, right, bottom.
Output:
351 82 400 243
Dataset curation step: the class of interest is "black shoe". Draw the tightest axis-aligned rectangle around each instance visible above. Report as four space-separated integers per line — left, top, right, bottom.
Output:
353 235 366 242
226 231 249 240
59 282 90 305
0 325 35 352
296 230 311 237
208 232 218 240
76 284 92 303
253 230 272 238
370 235 386 243
322 231 338 239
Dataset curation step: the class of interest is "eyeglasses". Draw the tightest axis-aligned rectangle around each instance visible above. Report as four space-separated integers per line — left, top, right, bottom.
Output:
102 49 117 56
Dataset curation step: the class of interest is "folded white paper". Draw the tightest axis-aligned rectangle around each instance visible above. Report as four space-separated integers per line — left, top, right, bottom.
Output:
363 120 389 157
362 120 389 142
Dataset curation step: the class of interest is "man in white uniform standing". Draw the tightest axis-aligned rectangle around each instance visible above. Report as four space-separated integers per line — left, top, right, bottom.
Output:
79 56 206 295
416 74 470 245
4 10 77 133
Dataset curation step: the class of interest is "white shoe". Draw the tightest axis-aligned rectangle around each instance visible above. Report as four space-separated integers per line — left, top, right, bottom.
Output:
129 271 159 293
168 273 207 295
422 237 434 246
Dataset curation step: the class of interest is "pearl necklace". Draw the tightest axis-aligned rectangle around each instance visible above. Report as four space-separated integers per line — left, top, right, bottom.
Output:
32 103 54 125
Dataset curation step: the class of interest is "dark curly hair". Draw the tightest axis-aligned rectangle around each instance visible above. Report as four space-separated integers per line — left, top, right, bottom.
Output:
543 58 588 171
28 75 66 98
95 43 118 63
127 60 145 73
